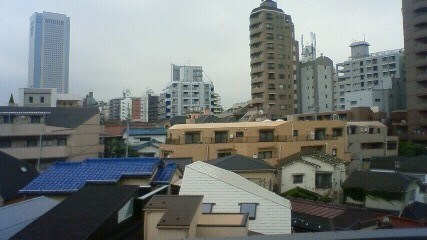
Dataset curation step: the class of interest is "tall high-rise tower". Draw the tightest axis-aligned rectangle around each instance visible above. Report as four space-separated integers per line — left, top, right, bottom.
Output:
28 12 70 94
250 0 299 119
402 1 427 142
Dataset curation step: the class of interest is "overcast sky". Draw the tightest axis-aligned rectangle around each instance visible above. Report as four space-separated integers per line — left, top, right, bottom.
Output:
0 0 403 108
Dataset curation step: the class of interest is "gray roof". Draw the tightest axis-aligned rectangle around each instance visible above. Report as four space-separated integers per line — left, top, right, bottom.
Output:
0 197 59 240
195 115 220 123
0 106 99 129
161 158 192 172
207 154 275 171
369 156 427 174
0 151 39 201
144 195 203 227
276 151 346 168
342 171 421 192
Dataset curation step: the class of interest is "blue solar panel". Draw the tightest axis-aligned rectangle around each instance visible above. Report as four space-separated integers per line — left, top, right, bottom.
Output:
152 163 178 185
20 158 161 194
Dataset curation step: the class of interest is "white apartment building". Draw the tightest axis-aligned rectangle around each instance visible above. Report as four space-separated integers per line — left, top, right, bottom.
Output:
28 12 70 94
335 42 406 115
159 64 215 119
109 90 134 121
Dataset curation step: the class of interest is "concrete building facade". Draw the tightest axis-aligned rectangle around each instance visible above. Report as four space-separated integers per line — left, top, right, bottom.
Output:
402 0 427 142
335 42 405 115
299 56 334 113
250 0 299 119
28 12 70 94
159 64 215 119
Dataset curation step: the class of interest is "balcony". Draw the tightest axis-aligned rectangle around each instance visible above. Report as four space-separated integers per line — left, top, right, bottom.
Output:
1 145 70 160
413 1 427 12
415 56 427 68
417 72 427 83
414 14 427 26
251 97 264 105
414 28 427 41
251 86 265 94
414 44 427 54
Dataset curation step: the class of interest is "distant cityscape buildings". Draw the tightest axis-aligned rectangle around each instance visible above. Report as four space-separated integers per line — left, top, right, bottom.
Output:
249 0 299 120
28 12 70 94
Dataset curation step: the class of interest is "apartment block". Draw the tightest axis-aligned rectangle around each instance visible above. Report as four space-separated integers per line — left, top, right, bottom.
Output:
108 90 141 121
402 0 427 142
335 42 406 115
160 120 350 165
0 107 103 170
250 0 299 119
141 89 159 123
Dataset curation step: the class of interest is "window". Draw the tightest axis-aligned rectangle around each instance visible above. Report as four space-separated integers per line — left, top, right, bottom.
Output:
266 13 273 19
31 116 41 124
215 131 228 143
374 98 381 102
0 139 11 148
268 63 275 69
268 73 275 79
266 33 274 39
332 128 343 137
315 173 332 188
258 151 272 159
409 189 416 202
239 203 259 220
293 174 303 184
278 35 284 40
350 101 357 105
314 128 326 140
58 138 67 146
259 130 274 142
27 139 38 147
293 130 299 137
118 199 134 223
40 97 45 103
236 131 244 137
202 203 215 213
185 132 200 144
266 23 273 29
218 152 231 158
267 43 274 49
29 96 33 103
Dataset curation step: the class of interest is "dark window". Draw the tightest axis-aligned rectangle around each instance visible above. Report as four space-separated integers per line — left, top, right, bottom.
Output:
259 130 274 142
239 203 259 220
3 116 14 124
293 174 303 184
258 151 272 159
215 131 228 143
387 142 397 150
29 96 33 103
0 139 11 148
58 138 67 146
293 130 298 137
31 116 41 124
40 97 45 103
202 203 215 213
236 131 244 137
27 139 38 147
314 128 326 140
218 152 232 158
185 132 200 144
332 128 343 137
315 173 332 188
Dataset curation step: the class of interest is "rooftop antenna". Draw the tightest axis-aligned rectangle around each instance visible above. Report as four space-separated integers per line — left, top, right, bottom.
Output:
363 33 367 42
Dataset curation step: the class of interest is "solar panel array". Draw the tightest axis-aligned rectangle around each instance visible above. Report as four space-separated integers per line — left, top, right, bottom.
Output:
152 163 178 185
20 158 162 194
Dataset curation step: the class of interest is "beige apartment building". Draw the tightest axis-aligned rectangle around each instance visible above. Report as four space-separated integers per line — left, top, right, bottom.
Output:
250 0 299 119
160 120 350 165
402 0 427 142
0 106 104 170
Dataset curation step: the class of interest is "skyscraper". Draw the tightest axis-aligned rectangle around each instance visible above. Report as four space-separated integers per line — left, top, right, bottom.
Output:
28 12 70 94
402 0 427 142
250 0 299 120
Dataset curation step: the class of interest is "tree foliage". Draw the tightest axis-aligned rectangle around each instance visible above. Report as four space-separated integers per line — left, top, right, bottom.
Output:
398 141 427 157
9 94 14 104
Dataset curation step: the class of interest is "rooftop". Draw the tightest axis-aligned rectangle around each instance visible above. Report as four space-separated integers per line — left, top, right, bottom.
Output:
169 121 287 130
276 151 346 168
369 156 427 174
342 171 421 192
126 127 167 136
208 154 275 171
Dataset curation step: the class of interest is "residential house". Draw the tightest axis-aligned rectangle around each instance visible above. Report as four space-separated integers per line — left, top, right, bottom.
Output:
0 151 38 205
143 195 249 240
19 158 181 201
0 197 59 239
368 156 427 203
0 106 104 170
161 120 351 165
207 154 276 191
276 151 346 198
12 185 141 240
179 161 292 235
342 171 422 211
125 128 167 146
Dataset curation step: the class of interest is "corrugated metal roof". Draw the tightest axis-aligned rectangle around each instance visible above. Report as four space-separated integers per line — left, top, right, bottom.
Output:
20 158 161 194
0 197 59 239
185 161 290 208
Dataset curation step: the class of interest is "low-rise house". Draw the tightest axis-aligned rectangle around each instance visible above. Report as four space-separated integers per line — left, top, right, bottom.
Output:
161 120 351 165
0 106 104 170
0 151 39 205
144 195 249 240
276 151 346 198
342 171 422 211
208 154 276 191
12 185 141 240
19 158 181 201
0 197 59 239
290 198 381 232
125 128 167 146
368 156 427 202
133 139 162 157
179 161 292 235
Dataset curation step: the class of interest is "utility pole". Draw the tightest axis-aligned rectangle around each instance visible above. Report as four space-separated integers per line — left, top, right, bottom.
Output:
125 103 130 158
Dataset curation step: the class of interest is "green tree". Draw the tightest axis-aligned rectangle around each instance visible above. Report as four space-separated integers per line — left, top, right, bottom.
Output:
399 141 427 157
105 138 139 158
8 94 14 104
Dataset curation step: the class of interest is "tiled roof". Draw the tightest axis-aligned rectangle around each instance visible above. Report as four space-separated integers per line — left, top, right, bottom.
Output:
195 115 220 123
144 195 203 227
276 151 346 168
0 197 59 240
152 163 178 185
185 161 290 208
0 151 39 201
342 171 421 192
369 156 427 174
20 158 161 194
12 185 139 240
132 139 161 151
126 127 167 136
208 154 275 171
161 158 192 172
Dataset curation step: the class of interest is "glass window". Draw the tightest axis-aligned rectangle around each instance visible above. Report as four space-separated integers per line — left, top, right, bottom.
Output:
202 203 215 213
185 132 200 144
218 152 231 158
29 96 33 103
215 131 228 143
58 138 67 146
332 128 343 137
258 151 272 159
27 139 38 147
239 203 258 220
259 130 274 142
0 139 12 148
315 173 332 188
293 130 298 137
236 131 244 137
31 116 41 124
293 174 303 184
40 97 45 103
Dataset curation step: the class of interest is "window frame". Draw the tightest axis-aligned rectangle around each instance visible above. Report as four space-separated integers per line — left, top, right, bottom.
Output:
185 131 201 144
239 203 259 220
202 203 215 213
293 174 304 184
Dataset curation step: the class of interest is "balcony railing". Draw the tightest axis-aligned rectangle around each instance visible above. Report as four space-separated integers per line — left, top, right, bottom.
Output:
164 135 340 145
